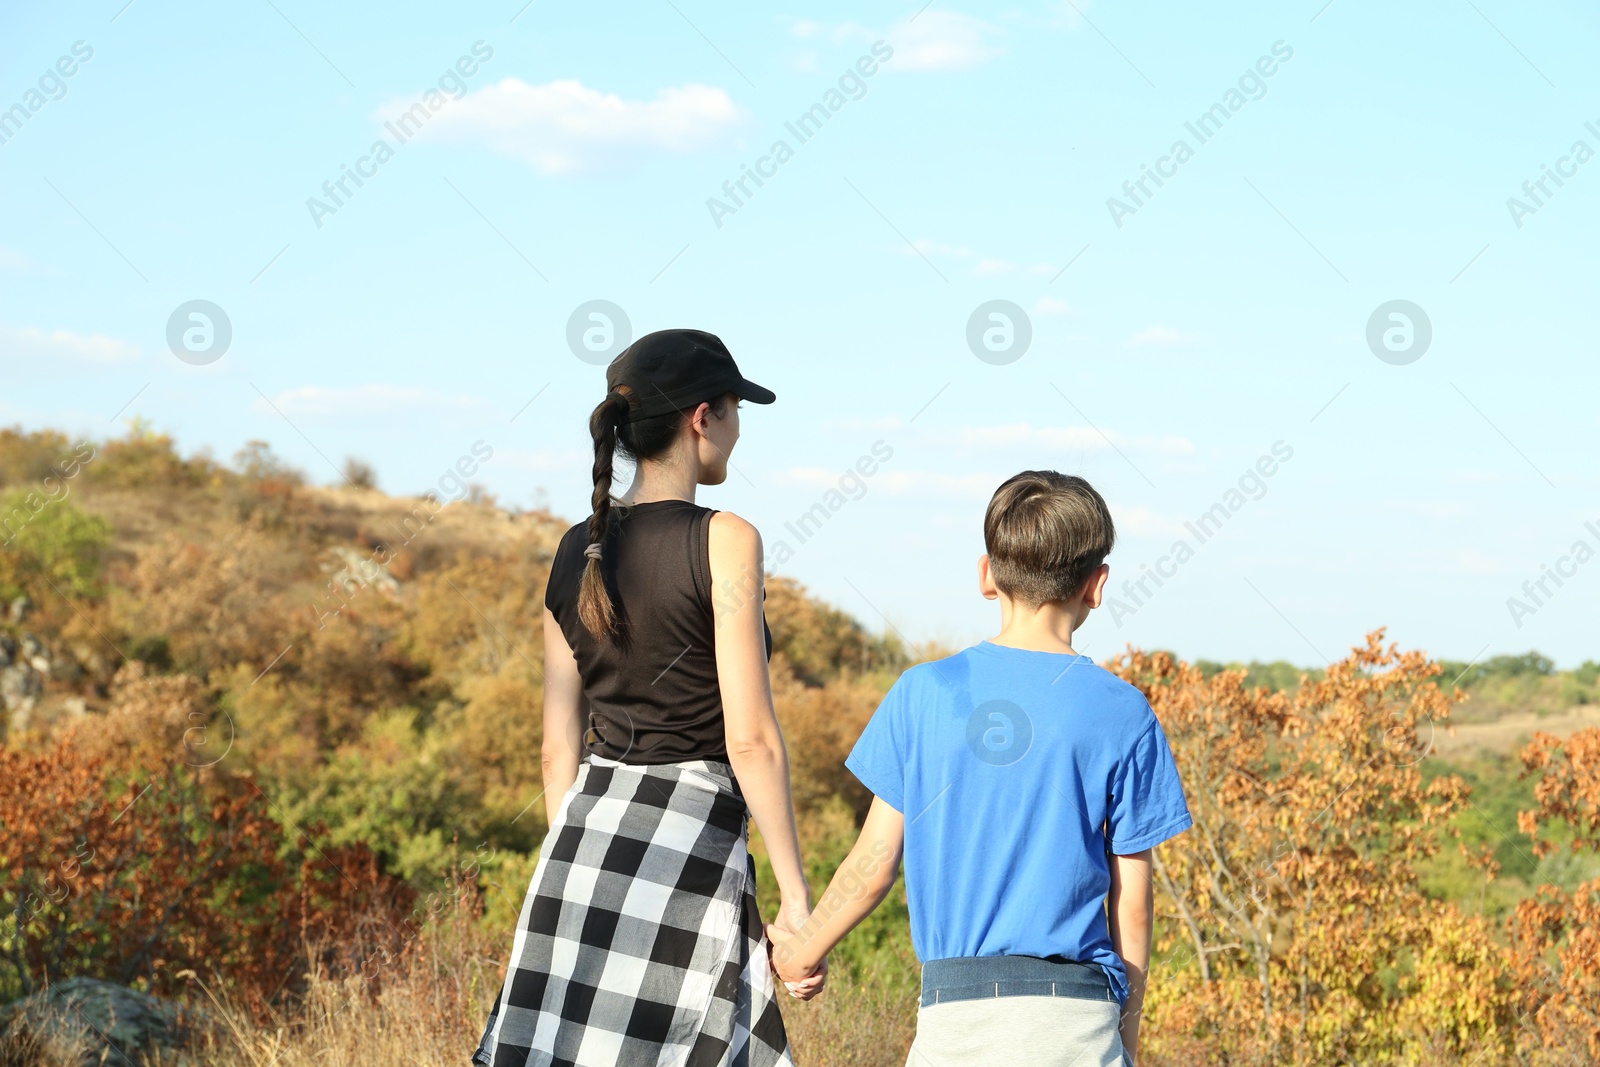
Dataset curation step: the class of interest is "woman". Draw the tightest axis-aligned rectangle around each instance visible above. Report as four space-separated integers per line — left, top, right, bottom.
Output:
474 329 821 1067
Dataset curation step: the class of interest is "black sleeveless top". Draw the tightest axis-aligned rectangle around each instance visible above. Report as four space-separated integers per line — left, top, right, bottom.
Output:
544 499 772 765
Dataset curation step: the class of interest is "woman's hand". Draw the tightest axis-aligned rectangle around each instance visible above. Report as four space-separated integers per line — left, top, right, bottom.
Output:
775 896 812 938
766 917 827 1000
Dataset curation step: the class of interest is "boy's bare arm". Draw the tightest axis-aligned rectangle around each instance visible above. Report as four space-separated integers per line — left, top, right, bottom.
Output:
1108 848 1154 1064
769 797 905 984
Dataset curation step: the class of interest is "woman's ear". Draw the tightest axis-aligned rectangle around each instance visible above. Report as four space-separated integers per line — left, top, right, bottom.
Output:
977 554 999 601
687 401 713 439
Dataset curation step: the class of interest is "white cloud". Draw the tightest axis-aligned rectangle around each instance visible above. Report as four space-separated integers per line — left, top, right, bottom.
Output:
777 466 997 498
0 324 140 365
379 78 745 174
495 447 590 472
1111 503 1188 539
873 470 1001 497
826 12 1004 73
904 243 1062 276
829 415 905 431
255 385 491 417
1441 548 1507 575
1385 499 1471 521
1127 326 1195 348
790 20 821 38
781 466 861 487
1043 0 1091 30
888 12 1005 72
903 237 971 258
0 247 30 270
950 423 1194 456
1448 469 1507 485
1036 296 1073 316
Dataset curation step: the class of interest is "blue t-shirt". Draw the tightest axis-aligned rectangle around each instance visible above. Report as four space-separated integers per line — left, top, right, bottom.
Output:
844 641 1192 1006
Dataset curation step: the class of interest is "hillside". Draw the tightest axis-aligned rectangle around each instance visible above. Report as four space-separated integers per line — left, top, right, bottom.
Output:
4 424 1600 1067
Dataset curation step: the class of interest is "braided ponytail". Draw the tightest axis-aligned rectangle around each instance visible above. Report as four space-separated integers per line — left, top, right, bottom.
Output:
577 389 631 639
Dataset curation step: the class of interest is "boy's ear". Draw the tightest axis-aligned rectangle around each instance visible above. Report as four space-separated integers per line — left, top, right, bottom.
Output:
1084 563 1111 609
977 554 1000 601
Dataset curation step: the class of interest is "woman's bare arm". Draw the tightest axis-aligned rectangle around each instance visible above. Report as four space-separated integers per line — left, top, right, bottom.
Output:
1109 848 1154 1064
709 513 811 928
540 606 585 820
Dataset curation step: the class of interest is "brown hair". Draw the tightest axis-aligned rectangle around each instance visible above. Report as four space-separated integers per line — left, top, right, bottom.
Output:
576 389 732 640
983 470 1115 606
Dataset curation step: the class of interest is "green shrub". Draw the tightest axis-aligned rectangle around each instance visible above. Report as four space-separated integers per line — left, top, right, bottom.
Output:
0 492 111 603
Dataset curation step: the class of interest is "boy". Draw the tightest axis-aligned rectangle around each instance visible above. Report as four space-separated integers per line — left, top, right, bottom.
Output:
769 471 1192 1066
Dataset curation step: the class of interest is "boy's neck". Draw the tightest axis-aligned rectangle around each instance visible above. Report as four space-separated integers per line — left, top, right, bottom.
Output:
988 596 1085 655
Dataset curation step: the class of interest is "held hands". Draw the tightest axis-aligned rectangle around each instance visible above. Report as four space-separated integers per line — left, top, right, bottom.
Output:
766 899 827 1000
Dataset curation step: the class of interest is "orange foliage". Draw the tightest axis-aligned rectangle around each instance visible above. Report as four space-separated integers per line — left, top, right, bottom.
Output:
771 657 884 821
1505 727 1600 1061
1519 727 1600 858
1116 632 1531 1064
0 735 413 1014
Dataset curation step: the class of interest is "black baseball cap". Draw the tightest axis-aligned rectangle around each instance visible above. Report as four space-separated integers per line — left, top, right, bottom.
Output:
605 329 775 422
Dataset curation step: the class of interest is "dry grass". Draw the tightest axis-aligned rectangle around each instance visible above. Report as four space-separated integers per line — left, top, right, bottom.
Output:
6 916 1587 1067
0 1018 95 1067
181 908 918 1067
0 882 920 1067
782 979 915 1067
1429 702 1600 759
178 890 502 1067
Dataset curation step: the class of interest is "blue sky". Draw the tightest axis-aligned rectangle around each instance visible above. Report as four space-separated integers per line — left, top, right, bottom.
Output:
3 0 1597 667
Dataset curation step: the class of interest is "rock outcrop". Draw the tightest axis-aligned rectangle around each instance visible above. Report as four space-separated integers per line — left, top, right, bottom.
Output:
0 977 192 1066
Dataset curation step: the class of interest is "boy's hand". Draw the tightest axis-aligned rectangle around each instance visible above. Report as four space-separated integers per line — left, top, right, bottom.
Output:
766 920 827 999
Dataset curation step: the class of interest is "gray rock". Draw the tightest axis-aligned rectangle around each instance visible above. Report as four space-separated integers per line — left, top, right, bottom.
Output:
0 977 192 1066
323 544 402 599
8 595 29 623
2 662 42 711
0 634 13 668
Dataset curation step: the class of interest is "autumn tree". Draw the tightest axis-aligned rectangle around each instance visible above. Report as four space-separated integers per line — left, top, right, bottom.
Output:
1507 727 1600 1062
1117 632 1523 1065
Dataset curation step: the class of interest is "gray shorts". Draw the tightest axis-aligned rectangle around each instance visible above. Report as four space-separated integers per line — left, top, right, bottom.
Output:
904 956 1132 1067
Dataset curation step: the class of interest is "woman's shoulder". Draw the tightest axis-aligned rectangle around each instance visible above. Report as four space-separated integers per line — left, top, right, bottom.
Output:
706 511 762 579
554 520 587 556
548 522 592 582
707 510 760 549
706 508 755 534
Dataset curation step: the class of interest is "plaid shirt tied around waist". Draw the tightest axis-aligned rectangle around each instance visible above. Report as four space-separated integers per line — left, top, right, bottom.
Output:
474 755 792 1067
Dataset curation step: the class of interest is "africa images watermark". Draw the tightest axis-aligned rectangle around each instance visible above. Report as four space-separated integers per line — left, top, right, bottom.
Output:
710 439 897 625
306 41 494 229
772 439 895 564
0 40 94 147
706 41 894 229
1106 40 1295 229
1 441 97 547
1504 517 1600 629
1505 118 1600 229
1107 440 1295 627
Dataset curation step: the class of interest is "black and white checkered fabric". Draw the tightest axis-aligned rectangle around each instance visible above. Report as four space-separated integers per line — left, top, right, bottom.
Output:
473 755 793 1067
